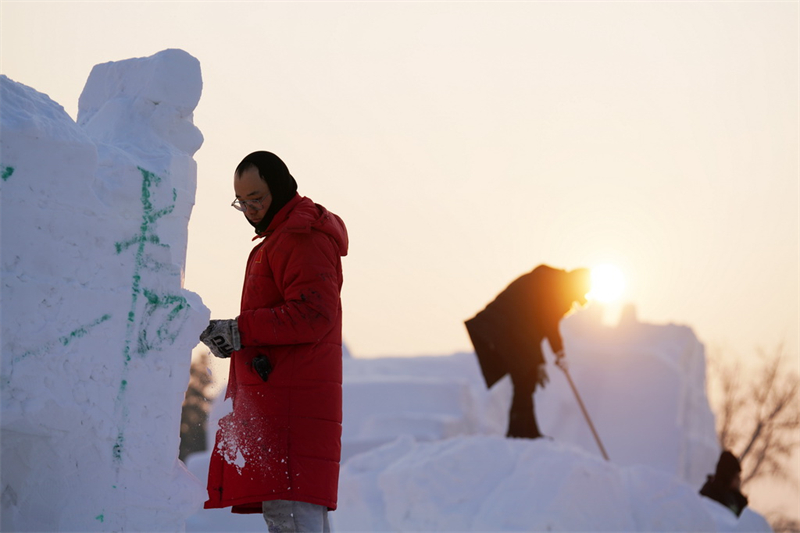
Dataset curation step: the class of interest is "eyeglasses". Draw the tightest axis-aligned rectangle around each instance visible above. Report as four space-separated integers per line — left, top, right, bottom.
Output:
231 192 271 212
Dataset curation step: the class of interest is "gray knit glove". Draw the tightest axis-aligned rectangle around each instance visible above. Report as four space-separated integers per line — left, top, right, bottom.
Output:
199 319 241 359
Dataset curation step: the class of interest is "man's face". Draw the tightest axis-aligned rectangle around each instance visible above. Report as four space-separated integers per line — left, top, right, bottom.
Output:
234 167 272 225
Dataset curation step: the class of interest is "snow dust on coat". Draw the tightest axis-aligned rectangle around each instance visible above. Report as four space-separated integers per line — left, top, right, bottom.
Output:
205 194 348 514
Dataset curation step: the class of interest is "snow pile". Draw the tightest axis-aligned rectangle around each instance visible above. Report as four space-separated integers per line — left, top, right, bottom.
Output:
1 49 209 532
187 308 771 532
335 435 769 532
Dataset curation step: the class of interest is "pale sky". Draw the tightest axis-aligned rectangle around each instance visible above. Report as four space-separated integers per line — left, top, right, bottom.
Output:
2 1 797 363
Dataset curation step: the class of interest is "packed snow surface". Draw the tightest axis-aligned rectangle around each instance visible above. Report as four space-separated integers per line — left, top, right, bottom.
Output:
1 49 208 532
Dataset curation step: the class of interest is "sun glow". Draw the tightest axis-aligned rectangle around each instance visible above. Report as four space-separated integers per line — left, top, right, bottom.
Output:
588 264 625 303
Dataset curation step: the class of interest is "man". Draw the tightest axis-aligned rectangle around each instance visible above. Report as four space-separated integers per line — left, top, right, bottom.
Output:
465 265 591 439
200 151 348 533
700 451 749 518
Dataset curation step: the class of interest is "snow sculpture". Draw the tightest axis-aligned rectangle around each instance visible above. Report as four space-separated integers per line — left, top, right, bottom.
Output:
1 49 209 532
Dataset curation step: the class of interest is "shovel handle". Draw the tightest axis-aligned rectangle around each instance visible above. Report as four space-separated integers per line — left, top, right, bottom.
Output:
560 366 610 461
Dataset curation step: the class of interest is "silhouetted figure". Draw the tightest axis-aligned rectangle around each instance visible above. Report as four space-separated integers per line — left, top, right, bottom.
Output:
465 265 591 438
700 451 749 517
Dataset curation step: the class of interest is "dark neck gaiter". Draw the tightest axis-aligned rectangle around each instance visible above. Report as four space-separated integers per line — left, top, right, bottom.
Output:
235 151 299 235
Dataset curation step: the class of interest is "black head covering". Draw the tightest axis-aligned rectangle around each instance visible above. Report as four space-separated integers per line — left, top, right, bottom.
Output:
715 451 742 485
235 151 298 235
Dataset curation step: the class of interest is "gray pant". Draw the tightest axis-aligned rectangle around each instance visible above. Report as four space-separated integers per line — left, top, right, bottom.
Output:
262 500 331 533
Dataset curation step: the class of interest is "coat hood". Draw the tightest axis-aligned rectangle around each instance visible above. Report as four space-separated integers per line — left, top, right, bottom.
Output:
256 194 348 257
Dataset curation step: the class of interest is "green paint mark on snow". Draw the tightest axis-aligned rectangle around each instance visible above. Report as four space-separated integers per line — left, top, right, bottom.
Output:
136 289 189 355
113 433 124 462
95 513 104 523
112 167 189 464
4 313 113 367
59 314 112 346
1 166 14 181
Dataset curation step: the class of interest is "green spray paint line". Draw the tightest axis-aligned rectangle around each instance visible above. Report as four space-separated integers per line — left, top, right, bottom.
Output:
111 167 190 465
1 166 14 181
59 314 113 345
113 167 167 463
137 289 189 355
0 313 113 395
4 313 112 368
113 431 124 461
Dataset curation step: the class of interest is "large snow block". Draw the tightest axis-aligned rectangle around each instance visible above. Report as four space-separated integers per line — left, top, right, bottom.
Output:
341 354 509 462
1 49 209 532
540 308 720 487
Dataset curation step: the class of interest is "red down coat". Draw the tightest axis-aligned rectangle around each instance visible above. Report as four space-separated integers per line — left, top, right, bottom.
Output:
205 194 348 513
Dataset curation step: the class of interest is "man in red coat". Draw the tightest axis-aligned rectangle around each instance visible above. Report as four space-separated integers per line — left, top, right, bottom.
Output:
465 265 590 439
200 151 348 532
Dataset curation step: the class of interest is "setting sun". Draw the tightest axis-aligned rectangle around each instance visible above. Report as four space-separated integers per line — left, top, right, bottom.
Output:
588 264 625 303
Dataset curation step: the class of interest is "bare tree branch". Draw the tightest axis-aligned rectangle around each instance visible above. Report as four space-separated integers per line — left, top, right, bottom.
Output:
707 343 800 488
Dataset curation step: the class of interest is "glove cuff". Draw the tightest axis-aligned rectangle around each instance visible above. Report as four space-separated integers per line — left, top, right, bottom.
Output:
231 319 241 351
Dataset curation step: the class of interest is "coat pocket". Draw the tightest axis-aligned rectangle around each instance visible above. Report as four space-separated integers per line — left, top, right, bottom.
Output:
234 348 276 387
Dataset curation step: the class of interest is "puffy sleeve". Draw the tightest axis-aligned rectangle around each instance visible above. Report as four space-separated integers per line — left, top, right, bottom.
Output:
237 229 341 347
